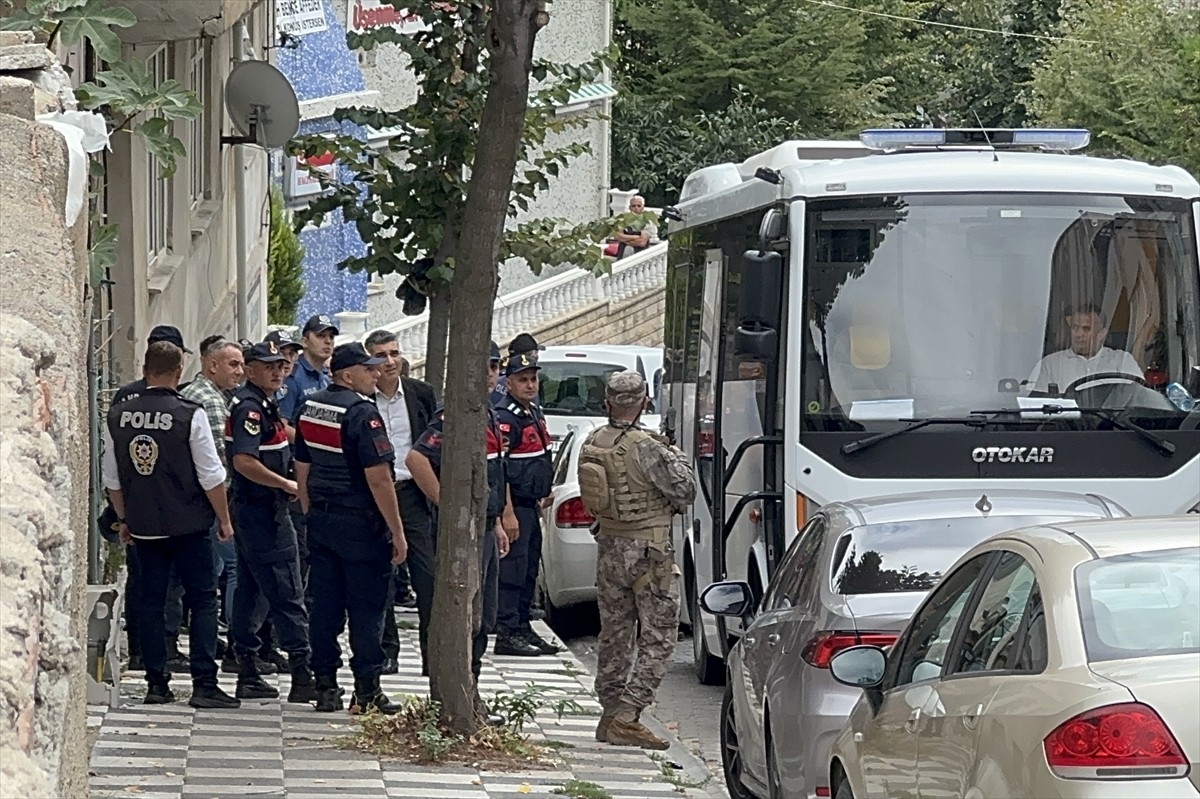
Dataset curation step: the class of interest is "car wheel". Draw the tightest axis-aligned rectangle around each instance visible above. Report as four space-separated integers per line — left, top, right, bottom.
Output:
720 684 761 799
833 772 855 799
691 577 725 686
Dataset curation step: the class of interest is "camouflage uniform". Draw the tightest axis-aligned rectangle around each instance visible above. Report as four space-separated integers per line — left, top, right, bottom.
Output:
578 371 696 749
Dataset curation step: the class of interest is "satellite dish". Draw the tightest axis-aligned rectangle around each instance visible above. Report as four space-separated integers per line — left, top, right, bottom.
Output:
221 60 300 149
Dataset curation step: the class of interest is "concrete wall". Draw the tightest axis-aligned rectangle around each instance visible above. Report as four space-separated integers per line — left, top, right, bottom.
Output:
0 97 91 797
534 287 666 347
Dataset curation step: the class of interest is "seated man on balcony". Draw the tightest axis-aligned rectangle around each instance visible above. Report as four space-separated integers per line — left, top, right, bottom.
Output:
609 195 659 260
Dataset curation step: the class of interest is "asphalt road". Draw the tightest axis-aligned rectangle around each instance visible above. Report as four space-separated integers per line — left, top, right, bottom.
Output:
551 606 728 790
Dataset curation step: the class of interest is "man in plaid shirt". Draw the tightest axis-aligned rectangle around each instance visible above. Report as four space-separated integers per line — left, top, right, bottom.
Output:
181 338 245 656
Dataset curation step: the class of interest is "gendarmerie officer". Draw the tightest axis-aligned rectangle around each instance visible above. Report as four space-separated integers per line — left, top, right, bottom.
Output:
493 351 559 657
294 343 407 715
407 341 511 723
102 341 239 709
225 341 317 703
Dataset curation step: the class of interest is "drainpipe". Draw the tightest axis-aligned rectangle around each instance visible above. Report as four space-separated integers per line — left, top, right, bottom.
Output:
234 20 250 339
597 0 613 217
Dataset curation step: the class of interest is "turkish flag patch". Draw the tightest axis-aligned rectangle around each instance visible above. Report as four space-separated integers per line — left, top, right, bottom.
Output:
369 418 383 429
247 411 261 421
499 423 511 433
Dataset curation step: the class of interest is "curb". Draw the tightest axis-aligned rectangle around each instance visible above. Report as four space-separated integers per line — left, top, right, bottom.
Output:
537 620 731 799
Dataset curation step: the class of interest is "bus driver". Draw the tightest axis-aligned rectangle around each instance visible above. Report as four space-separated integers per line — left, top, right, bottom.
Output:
1026 303 1143 394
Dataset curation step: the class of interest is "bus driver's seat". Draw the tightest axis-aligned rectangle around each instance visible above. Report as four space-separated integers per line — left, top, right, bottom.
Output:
830 324 900 403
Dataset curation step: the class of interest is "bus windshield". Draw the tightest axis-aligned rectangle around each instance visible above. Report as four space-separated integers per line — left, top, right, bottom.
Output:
802 193 1200 431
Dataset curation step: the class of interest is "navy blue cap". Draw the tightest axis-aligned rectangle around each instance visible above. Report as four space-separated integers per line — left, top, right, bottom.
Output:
245 341 287 363
265 329 302 351
302 314 340 336
331 342 384 372
504 351 540 376
148 324 192 353
489 340 501 362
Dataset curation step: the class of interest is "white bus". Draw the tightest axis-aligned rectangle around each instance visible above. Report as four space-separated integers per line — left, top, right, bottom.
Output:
662 129 1200 684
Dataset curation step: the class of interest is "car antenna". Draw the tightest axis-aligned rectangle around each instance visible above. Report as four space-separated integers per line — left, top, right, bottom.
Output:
972 109 999 163
976 493 993 514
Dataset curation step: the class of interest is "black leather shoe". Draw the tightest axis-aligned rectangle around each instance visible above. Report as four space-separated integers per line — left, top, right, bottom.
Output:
189 684 240 709
220 652 239 674
493 634 542 657
127 653 144 672
382 657 399 675
350 689 401 715
144 683 175 704
254 655 279 675
236 676 279 700
519 628 562 655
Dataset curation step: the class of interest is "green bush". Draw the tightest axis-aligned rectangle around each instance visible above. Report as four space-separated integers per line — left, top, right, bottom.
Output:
267 188 305 326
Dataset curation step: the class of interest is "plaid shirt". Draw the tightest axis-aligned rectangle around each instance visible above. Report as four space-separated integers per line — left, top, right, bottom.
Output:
180 373 231 471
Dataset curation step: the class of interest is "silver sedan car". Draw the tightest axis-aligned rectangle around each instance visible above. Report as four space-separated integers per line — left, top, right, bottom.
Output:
828 514 1200 799
700 489 1128 799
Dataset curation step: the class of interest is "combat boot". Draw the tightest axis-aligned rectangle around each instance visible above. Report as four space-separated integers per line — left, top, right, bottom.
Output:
595 711 614 742
493 633 541 657
605 719 670 750
349 676 401 715
287 655 318 704
235 654 279 700
518 627 562 655
313 675 344 713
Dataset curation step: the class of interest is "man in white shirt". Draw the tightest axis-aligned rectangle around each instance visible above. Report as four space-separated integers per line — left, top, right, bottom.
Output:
1026 304 1143 394
364 329 437 675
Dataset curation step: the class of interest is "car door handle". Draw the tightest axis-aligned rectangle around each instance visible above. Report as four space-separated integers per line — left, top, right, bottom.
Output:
904 707 922 733
766 633 780 647
963 704 983 731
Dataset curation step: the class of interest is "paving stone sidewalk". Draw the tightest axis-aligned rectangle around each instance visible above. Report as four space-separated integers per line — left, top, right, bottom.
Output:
88 618 727 799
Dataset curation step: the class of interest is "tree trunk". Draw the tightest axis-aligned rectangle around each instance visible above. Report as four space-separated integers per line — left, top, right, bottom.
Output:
428 0 547 736
423 288 451 397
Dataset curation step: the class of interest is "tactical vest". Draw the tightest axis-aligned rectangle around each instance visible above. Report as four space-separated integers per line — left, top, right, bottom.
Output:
106 387 215 538
296 386 378 508
578 426 673 542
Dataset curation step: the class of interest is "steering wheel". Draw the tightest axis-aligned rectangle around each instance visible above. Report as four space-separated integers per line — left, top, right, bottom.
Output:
1063 371 1150 397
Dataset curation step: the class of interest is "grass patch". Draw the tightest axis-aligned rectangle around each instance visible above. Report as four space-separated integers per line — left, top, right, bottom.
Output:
552 780 613 799
543 739 576 750
395 619 418 630
337 695 555 770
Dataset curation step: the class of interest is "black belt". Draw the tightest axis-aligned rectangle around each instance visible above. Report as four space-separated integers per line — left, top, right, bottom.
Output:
309 499 376 515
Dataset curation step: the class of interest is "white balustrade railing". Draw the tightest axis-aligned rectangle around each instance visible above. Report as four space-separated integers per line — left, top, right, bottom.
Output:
349 240 668 361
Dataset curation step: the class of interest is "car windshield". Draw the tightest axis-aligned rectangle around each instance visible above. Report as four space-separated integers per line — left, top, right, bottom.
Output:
831 515 1072 595
539 361 626 416
802 193 1200 431
1076 547 1200 662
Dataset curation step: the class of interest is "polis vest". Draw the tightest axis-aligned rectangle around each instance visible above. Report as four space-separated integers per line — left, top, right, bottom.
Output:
297 386 377 507
106 388 215 537
578 426 673 542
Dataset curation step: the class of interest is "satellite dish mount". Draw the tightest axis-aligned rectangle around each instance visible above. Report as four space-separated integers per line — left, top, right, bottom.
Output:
220 60 300 149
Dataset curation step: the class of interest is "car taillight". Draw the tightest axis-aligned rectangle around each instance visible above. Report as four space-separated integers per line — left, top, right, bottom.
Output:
800 631 898 669
1043 702 1190 780
555 497 595 528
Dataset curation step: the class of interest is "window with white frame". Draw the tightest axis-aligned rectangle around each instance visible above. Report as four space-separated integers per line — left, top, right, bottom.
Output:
188 40 211 206
146 46 170 258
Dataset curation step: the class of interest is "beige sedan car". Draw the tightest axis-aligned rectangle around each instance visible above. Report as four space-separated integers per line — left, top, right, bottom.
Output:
827 515 1200 799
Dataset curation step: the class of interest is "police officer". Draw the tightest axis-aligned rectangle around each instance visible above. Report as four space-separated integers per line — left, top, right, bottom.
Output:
407 341 511 718
101 341 240 709
225 341 317 703
294 343 407 714
279 314 337 424
577 371 696 749
493 350 558 657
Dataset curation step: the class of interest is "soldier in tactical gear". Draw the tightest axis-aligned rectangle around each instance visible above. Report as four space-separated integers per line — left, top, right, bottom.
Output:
102 342 240 709
294 343 407 715
225 341 317 704
577 370 696 750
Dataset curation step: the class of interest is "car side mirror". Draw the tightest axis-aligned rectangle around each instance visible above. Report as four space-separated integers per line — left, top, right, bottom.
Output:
830 645 887 689
700 581 754 619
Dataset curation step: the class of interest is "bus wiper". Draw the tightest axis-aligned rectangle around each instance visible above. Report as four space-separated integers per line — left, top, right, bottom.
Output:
990 404 1176 457
841 416 995 455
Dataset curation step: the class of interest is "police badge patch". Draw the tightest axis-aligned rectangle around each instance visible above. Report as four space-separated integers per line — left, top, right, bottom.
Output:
245 418 261 436
129 434 159 476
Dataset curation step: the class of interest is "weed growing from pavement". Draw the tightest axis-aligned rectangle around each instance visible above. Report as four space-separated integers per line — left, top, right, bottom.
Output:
552 780 614 799
339 694 555 770
648 752 710 792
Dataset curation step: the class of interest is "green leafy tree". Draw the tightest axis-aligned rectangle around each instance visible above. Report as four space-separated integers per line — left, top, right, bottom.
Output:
267 188 306 326
1031 0 1200 177
291 4 627 392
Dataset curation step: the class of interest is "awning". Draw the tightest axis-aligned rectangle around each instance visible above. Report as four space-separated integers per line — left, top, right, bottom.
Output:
554 81 618 114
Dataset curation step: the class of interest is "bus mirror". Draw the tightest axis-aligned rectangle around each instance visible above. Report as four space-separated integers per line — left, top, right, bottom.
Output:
739 250 783 328
735 326 778 360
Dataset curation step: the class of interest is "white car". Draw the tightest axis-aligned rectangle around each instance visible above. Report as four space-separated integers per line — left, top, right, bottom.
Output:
538 419 603 620
828 514 1200 799
537 345 663 452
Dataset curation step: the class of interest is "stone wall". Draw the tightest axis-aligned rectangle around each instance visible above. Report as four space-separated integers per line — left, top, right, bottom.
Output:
0 46 91 799
535 287 666 348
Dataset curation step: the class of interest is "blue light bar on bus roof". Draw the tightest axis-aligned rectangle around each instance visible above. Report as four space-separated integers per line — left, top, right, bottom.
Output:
859 128 1091 152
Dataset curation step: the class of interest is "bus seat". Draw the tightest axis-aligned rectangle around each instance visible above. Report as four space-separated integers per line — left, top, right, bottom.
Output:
849 325 892 370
